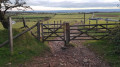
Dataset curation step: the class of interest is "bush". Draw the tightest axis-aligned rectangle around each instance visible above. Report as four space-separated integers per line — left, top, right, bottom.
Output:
108 25 120 54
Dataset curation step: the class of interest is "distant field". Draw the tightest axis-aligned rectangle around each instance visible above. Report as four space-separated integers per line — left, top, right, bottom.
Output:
95 12 120 19
10 13 93 26
1 12 119 30
43 13 92 25
95 12 120 15
12 13 55 18
11 13 55 22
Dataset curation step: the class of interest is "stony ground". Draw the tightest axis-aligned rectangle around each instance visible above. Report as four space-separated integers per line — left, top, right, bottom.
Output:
21 23 110 67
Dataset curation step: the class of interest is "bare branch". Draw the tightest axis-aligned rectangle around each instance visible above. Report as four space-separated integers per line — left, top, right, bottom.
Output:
1 0 32 14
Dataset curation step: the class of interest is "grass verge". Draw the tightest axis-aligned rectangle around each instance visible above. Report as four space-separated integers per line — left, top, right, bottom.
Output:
0 29 50 67
85 40 120 67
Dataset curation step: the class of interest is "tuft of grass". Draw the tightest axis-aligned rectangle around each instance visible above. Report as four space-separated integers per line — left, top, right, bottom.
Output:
85 40 120 67
0 29 50 67
68 43 77 47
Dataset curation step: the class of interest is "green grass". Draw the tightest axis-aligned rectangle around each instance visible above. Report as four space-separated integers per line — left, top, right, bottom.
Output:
0 23 4 30
95 12 120 15
0 29 50 67
85 40 120 67
0 18 49 66
11 13 55 22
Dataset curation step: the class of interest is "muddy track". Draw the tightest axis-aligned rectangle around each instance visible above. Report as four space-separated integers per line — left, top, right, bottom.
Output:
22 23 110 67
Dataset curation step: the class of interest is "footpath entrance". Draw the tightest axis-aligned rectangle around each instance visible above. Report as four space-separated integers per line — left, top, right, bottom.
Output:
39 21 120 46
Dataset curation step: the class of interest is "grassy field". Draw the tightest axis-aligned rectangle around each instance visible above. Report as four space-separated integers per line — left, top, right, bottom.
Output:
0 12 120 67
11 13 92 24
11 13 55 22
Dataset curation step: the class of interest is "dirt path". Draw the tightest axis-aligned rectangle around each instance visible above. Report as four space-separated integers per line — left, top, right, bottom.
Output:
22 23 110 67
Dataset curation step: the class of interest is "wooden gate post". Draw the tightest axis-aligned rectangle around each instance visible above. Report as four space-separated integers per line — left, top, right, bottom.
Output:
9 17 13 54
64 23 70 46
47 22 49 35
40 23 44 42
37 21 40 40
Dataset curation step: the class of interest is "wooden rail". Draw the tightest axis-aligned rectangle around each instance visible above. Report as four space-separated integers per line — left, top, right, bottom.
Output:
70 23 120 27
0 21 38 48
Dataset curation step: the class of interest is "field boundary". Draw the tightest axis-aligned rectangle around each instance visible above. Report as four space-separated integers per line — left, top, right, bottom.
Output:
0 13 120 53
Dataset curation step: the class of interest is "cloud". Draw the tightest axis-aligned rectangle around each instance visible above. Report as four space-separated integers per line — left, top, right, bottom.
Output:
46 2 117 8
26 0 118 8
26 0 119 3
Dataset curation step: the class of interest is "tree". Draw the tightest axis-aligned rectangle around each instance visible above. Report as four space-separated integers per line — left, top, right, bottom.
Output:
0 0 31 29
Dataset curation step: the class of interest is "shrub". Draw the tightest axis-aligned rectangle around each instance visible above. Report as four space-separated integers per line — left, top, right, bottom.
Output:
108 25 120 54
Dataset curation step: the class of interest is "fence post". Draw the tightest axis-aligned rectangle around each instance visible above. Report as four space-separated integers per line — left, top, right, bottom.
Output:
60 20 62 24
60 20 62 27
54 21 55 31
118 18 120 23
9 17 13 54
96 19 98 30
57 21 58 28
64 23 70 46
22 17 26 27
22 17 29 28
106 20 108 29
89 18 90 28
40 23 44 42
84 13 86 25
47 22 49 35
37 21 40 40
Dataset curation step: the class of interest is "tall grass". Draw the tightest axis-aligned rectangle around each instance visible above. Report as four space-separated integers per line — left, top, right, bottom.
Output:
0 29 49 67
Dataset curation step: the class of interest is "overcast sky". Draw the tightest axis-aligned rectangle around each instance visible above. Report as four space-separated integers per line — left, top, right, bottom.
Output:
19 0 120 10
